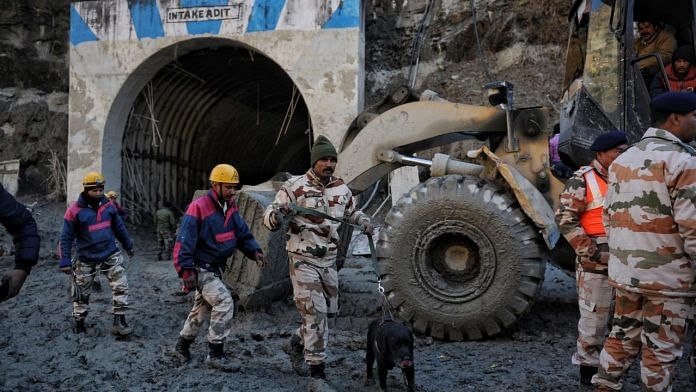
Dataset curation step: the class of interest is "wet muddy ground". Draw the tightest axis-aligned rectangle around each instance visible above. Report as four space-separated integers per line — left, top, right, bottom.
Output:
0 201 694 391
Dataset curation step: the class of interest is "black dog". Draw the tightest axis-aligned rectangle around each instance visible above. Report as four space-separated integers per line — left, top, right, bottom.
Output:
366 317 415 391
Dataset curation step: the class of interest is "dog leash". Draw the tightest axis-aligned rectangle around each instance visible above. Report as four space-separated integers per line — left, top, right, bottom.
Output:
282 203 394 319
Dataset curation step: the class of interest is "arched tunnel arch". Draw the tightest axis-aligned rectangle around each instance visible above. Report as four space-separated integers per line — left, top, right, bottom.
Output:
116 41 312 222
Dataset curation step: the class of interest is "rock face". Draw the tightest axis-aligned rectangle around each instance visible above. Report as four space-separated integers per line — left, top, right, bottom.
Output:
0 0 70 194
364 0 568 107
0 0 568 194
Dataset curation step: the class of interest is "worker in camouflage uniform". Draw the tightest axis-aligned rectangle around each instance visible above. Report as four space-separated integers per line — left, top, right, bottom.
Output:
592 91 696 391
155 201 177 260
59 172 135 335
263 135 373 387
555 131 628 385
171 164 268 372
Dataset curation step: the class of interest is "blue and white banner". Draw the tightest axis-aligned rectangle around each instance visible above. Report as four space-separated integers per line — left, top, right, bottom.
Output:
71 0 361 46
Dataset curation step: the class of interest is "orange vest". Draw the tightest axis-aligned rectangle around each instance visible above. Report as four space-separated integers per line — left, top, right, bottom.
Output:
579 168 607 237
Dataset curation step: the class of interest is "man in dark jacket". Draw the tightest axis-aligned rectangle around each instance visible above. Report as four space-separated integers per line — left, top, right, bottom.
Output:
650 45 696 97
171 164 268 372
0 184 40 302
59 172 135 335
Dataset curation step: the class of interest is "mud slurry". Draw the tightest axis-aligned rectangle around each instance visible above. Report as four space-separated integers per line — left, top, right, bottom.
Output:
0 201 694 391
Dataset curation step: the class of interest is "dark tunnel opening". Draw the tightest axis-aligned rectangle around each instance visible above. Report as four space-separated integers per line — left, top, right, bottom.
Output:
121 45 312 223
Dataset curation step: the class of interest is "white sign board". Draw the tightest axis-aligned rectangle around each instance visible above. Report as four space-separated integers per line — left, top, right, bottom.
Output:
166 5 242 23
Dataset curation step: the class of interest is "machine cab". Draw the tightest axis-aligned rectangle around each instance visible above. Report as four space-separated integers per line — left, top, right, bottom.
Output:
558 0 696 168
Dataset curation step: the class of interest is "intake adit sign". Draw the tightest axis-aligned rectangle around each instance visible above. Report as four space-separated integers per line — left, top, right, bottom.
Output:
166 5 242 23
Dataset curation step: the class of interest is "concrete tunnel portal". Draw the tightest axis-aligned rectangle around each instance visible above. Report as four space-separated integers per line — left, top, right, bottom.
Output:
68 0 364 218
112 42 312 221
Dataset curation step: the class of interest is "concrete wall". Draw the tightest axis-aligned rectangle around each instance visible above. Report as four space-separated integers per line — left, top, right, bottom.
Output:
68 0 364 202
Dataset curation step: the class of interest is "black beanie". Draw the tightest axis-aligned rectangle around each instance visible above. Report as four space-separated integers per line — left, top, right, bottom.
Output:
310 135 337 165
673 46 694 64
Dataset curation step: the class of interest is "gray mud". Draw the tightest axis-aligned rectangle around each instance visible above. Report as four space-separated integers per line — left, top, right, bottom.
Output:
0 201 694 391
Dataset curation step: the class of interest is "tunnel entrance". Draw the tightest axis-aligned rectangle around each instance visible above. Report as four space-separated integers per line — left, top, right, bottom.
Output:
120 45 312 223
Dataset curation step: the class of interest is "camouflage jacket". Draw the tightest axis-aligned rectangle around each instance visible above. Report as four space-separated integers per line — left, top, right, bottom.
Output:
555 159 610 273
605 127 696 297
263 169 370 267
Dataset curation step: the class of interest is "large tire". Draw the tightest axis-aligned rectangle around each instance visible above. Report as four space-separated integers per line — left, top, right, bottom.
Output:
378 175 546 341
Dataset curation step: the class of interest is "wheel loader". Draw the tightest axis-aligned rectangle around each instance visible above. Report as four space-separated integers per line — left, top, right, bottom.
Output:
224 0 696 340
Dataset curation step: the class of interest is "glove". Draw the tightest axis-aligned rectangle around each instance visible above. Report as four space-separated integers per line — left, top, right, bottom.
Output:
126 249 134 258
181 269 198 291
59 259 72 274
254 252 269 269
0 269 28 302
360 221 374 236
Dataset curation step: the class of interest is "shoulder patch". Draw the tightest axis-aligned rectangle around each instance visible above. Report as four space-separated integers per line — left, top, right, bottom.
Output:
573 166 593 176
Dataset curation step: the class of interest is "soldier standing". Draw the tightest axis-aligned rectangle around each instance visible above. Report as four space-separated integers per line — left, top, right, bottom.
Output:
154 201 177 260
171 164 268 371
555 131 628 385
59 172 135 335
592 92 696 391
263 135 373 387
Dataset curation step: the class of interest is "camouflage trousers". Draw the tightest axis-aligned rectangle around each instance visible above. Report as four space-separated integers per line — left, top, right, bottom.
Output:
572 268 613 367
72 252 128 320
592 288 695 391
289 257 339 365
157 230 173 258
179 270 234 345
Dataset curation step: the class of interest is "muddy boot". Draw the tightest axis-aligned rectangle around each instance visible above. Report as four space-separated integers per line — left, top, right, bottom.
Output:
111 314 133 336
205 343 241 372
170 336 193 362
73 319 87 334
283 334 308 376
307 363 335 392
580 365 598 385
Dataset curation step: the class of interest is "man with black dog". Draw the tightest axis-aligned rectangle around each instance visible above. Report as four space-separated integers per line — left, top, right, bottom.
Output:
263 135 373 389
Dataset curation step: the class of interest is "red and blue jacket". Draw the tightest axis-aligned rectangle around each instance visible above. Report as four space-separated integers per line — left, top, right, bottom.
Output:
174 190 261 276
59 193 133 267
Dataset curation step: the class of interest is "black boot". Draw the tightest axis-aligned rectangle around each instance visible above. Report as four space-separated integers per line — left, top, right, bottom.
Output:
309 363 326 379
580 365 598 385
74 319 87 334
283 334 308 376
111 314 133 336
205 343 241 372
307 363 335 392
172 336 193 362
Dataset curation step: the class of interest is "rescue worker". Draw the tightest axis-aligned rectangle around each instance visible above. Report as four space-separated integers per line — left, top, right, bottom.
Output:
0 184 40 303
634 18 677 83
263 135 373 388
105 190 127 218
592 91 696 391
555 131 628 385
59 172 135 335
171 164 268 372
154 201 177 261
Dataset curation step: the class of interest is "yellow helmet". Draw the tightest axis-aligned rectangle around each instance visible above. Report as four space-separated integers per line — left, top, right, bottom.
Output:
105 190 118 199
83 171 105 188
209 164 239 184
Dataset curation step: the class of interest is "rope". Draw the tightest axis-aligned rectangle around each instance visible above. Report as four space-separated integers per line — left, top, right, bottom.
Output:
407 0 434 89
279 204 395 318
470 0 495 82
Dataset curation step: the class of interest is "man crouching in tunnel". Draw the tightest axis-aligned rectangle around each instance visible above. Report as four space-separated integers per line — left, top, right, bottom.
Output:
263 136 373 390
171 164 268 372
